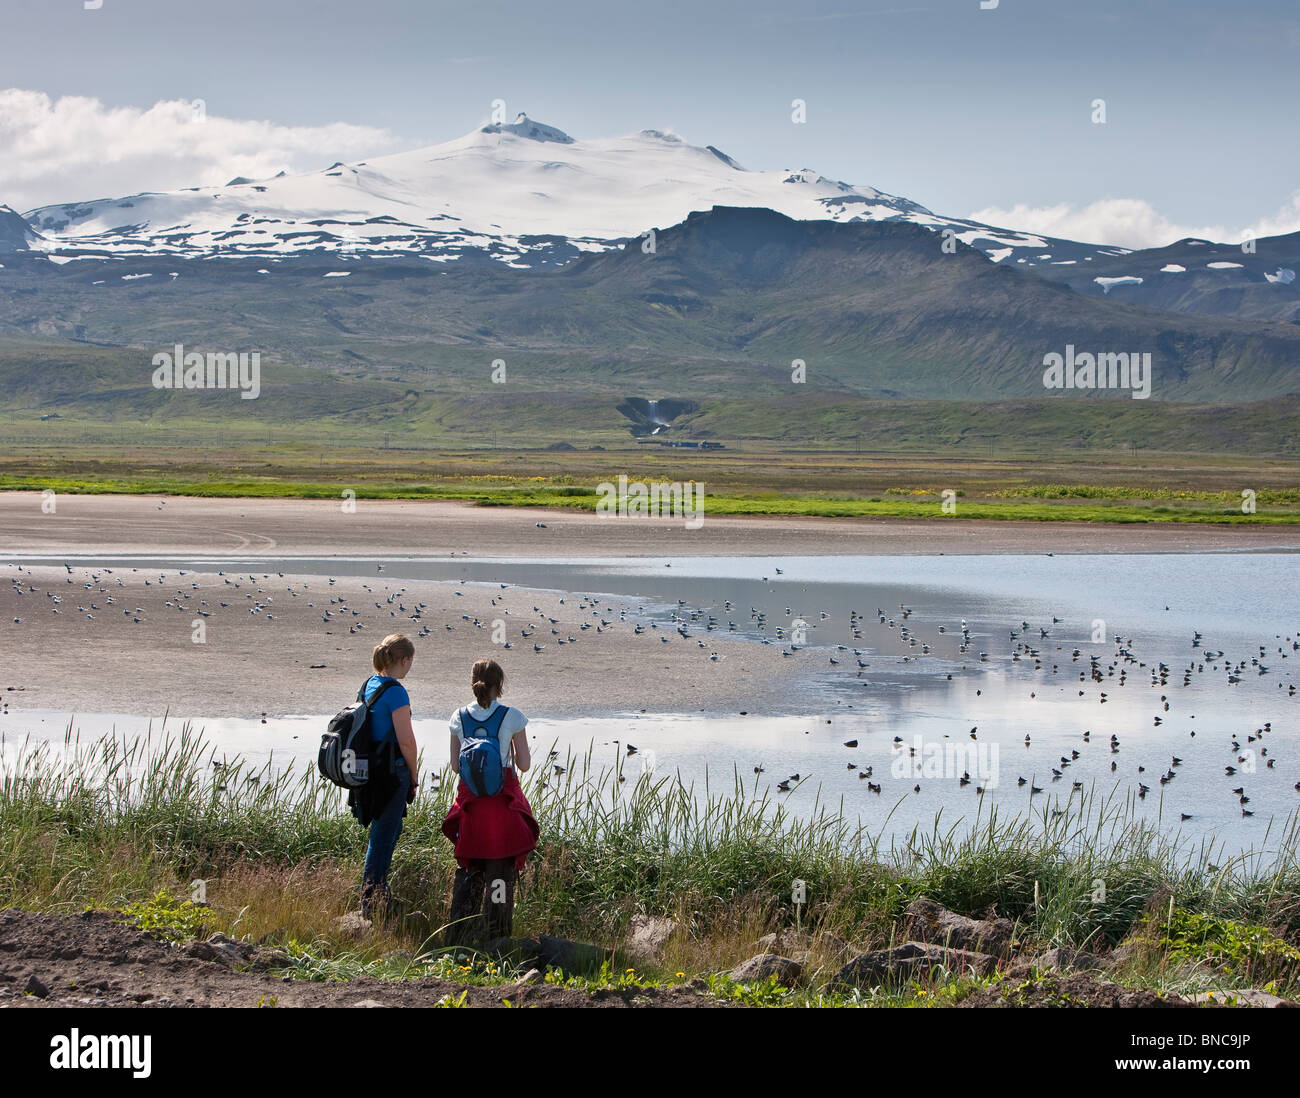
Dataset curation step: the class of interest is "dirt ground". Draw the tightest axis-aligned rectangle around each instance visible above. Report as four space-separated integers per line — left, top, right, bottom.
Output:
956 970 1190 1008
0 909 719 1008
1 909 1251 1010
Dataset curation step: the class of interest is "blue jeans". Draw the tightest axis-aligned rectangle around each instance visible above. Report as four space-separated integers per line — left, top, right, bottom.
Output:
363 760 411 894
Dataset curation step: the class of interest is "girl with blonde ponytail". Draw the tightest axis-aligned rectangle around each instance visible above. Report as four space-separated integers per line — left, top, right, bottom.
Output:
358 633 418 920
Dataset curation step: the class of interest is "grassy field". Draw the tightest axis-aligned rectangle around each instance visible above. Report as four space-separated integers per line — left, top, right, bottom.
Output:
3 327 1298 454
3 326 1296 526
2 441 1299 523
3 725 1298 1006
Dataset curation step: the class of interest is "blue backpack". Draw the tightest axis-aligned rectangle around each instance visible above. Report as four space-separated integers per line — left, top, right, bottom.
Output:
458 704 510 797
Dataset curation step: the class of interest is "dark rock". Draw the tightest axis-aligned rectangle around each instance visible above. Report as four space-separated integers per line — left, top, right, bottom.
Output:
1036 947 1102 971
183 940 219 962
730 953 803 987
25 974 50 998
184 933 257 966
250 946 292 969
757 929 850 958
833 942 998 989
905 897 1013 957
537 934 608 974
484 936 543 969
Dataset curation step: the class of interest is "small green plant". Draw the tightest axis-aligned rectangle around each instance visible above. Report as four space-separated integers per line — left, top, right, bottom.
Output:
1151 910 1300 983
434 990 469 1008
705 972 791 1007
908 970 1001 1006
543 961 652 992
121 889 211 943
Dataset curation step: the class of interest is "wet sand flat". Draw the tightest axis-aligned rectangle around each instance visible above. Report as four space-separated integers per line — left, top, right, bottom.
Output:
2 492 1297 558
0 561 821 720
2 492 1295 720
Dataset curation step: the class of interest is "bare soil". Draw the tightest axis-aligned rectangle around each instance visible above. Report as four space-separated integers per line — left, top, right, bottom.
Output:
0 909 719 1008
957 970 1192 1008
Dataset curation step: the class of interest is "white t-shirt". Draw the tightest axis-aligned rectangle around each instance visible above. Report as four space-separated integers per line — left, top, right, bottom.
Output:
449 699 528 769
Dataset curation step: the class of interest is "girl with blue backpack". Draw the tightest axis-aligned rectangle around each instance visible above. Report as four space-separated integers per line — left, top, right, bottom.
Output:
358 633 419 921
441 658 539 944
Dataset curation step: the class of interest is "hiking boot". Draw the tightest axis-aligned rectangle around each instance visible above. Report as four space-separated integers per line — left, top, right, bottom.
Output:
360 882 393 922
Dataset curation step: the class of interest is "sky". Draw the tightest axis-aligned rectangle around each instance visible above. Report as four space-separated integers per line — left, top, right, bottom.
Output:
1 0 1298 248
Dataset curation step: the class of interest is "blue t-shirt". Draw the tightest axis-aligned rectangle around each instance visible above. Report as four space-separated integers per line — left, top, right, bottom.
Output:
364 675 410 745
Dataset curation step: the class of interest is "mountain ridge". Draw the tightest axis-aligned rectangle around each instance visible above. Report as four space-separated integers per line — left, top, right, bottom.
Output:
14 113 1091 268
2 205 1296 405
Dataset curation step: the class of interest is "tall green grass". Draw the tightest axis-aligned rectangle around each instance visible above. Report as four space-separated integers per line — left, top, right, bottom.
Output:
3 475 1297 522
2 722 1297 967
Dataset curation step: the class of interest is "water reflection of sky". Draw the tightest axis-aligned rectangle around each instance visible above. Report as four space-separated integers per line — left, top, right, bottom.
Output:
3 551 1296 858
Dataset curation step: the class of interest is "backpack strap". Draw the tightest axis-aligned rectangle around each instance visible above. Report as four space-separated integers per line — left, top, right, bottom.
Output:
361 678 398 710
460 704 508 742
458 706 483 741
367 680 402 772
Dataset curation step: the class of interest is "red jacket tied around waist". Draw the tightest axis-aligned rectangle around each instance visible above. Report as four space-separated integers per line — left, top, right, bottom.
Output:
441 767 539 870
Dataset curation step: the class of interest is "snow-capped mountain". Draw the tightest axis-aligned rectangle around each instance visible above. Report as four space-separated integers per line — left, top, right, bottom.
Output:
0 204 42 254
19 113 1097 268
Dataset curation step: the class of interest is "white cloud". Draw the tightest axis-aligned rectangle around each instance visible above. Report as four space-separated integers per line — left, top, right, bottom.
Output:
968 194 1300 250
1243 191 1300 242
0 88 405 213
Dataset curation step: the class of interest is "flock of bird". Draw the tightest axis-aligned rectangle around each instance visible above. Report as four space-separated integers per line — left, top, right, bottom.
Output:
742 595 1295 824
4 557 1295 826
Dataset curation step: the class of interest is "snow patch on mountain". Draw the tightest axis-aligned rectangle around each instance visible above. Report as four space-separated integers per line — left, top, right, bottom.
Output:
1095 275 1144 292
19 114 1105 268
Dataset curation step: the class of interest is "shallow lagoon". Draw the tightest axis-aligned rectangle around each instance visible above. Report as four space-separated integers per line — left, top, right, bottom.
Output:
3 550 1296 857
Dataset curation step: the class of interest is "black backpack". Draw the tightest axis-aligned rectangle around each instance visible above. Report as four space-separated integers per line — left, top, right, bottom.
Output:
319 678 397 789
